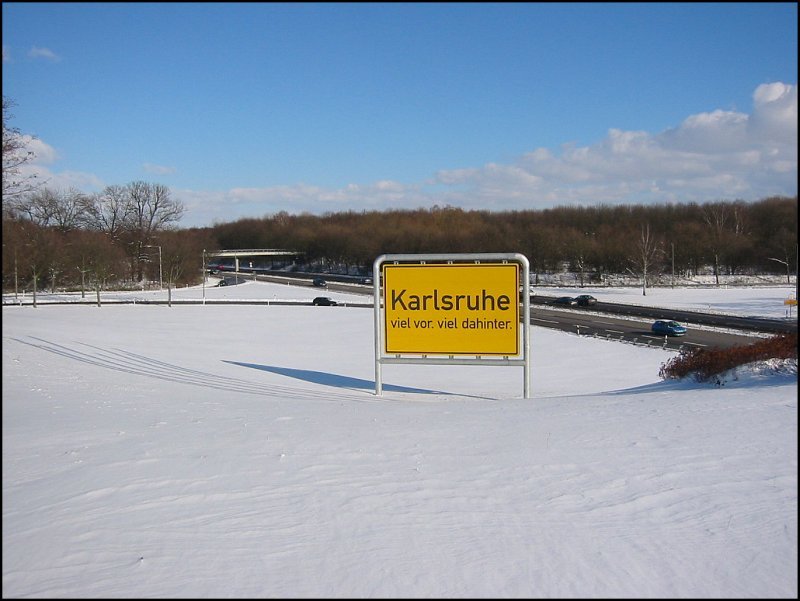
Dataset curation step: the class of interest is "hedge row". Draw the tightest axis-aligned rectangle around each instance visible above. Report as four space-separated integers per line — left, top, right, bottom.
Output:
658 333 798 382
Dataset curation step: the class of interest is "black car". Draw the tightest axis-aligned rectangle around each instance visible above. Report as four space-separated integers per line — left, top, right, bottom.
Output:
312 277 327 287
312 296 337 306
575 294 598 306
552 296 578 306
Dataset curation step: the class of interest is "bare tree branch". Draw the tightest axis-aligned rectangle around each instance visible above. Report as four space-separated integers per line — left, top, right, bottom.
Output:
2 96 42 202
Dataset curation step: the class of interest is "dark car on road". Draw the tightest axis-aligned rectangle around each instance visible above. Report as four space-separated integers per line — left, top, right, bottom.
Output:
575 294 598 306
312 277 327 287
651 320 687 336
312 296 337 306
552 296 578 306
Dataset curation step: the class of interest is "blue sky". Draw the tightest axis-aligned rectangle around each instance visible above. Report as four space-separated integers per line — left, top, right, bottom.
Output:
2 2 797 228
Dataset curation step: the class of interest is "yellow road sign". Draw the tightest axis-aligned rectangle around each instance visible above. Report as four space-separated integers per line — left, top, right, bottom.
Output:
382 262 520 355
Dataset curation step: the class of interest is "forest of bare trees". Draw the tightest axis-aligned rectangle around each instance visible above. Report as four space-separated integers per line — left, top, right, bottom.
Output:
2 194 797 296
208 198 798 284
2 181 197 298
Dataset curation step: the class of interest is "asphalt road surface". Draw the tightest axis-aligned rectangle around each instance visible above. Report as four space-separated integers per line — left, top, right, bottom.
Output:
528 305 761 351
251 272 794 350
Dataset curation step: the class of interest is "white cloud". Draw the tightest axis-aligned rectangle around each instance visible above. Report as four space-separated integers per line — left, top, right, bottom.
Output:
28 46 61 62
12 81 797 228
24 136 59 164
3 45 10 63
14 136 104 193
748 81 797 145
173 179 440 226
428 82 797 210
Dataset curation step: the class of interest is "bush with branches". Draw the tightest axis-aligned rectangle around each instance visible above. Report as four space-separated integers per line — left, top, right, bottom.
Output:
659 334 798 383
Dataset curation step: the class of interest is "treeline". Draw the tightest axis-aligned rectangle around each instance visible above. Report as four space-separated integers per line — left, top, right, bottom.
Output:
212 197 798 283
2 195 797 294
2 181 215 295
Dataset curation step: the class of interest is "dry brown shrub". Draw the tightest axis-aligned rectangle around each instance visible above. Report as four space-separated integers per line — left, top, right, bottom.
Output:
659 333 798 382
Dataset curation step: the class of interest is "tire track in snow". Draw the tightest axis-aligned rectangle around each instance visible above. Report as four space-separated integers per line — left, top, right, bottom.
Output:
11 336 382 404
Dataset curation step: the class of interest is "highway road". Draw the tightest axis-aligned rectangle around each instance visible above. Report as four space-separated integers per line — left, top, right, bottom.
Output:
248 272 795 351
527 304 761 351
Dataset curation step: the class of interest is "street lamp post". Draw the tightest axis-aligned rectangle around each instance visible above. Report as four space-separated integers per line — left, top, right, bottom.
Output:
202 249 206 305
767 256 791 284
767 244 799 303
144 245 163 291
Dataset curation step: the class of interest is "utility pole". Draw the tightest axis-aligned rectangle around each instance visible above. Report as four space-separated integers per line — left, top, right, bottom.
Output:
767 254 793 290
768 245 798 307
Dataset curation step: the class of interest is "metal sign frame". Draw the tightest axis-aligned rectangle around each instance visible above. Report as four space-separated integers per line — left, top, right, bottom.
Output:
373 253 531 397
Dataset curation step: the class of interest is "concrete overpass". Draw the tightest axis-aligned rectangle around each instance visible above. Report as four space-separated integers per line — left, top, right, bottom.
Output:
206 249 303 272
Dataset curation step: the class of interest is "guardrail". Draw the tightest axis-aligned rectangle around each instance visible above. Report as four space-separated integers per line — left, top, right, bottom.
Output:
2 298 374 308
5 291 794 335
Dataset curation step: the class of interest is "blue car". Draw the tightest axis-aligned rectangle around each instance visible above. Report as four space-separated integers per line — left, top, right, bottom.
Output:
651 320 687 336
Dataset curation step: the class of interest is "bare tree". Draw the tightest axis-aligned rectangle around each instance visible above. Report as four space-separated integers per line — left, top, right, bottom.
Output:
120 181 185 282
11 187 57 225
2 96 42 203
628 223 663 296
82 185 133 240
702 201 752 284
13 220 60 306
79 230 126 306
125 181 184 237
13 187 90 231
156 229 213 305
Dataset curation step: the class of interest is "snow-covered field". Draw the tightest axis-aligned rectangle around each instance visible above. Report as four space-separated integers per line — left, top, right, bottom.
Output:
2 281 797 598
